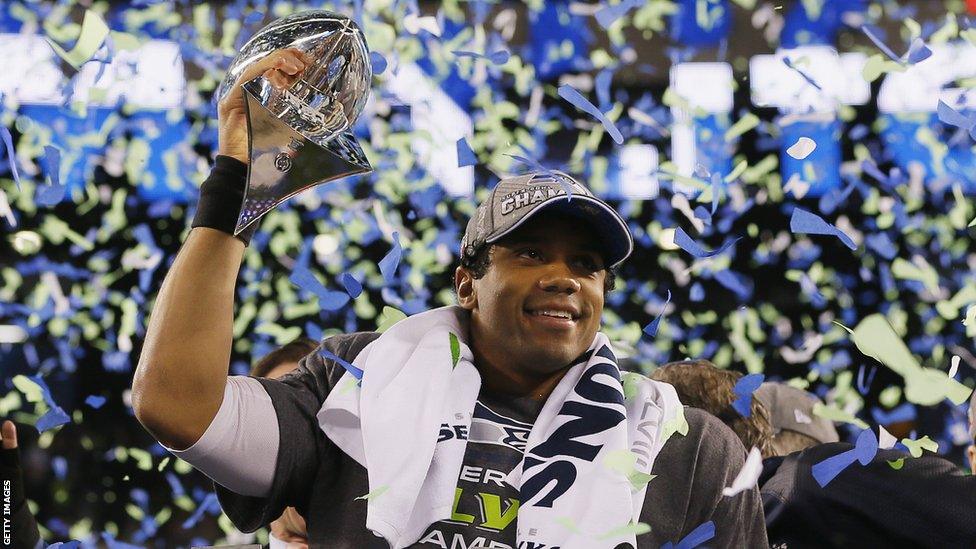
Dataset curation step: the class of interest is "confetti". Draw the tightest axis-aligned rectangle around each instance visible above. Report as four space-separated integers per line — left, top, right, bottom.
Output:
722 446 762 496
731 374 765 418
642 289 671 338
45 10 111 69
786 137 817 160
789 207 856 250
557 84 624 144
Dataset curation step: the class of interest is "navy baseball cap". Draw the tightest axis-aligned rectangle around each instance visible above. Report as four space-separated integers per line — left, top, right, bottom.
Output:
460 171 634 269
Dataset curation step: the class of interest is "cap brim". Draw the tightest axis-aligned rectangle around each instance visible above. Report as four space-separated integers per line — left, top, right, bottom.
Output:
485 195 634 269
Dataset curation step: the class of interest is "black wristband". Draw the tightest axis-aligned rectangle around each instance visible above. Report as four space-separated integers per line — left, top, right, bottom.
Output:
190 155 259 246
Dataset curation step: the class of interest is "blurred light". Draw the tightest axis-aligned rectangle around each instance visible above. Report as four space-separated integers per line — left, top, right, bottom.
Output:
0 34 184 109
385 63 474 197
609 144 659 200
750 46 869 112
669 62 733 193
0 325 27 343
878 43 976 114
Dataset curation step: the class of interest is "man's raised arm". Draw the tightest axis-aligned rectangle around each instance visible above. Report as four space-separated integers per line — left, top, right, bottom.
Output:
131 48 310 450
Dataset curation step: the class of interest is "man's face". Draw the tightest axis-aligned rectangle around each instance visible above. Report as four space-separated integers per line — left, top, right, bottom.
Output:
457 211 607 376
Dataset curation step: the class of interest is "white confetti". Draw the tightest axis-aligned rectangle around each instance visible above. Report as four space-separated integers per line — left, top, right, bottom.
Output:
794 409 812 424
723 446 763 497
786 137 817 160
403 13 441 36
948 355 960 378
878 425 898 450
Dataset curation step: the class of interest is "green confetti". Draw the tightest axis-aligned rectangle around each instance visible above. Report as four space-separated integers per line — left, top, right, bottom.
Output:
45 10 110 69
449 332 461 367
900 435 938 458
887 458 905 470
376 306 407 333
354 485 389 502
851 314 971 406
724 113 760 142
599 521 652 540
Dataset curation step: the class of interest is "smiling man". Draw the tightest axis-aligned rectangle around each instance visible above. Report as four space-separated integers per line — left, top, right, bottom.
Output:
132 49 766 549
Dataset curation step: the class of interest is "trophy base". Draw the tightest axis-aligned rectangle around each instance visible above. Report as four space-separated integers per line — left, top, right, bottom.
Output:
234 84 372 235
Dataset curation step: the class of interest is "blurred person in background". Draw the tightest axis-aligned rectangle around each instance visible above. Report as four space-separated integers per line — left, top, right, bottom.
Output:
649 359 775 457
757 382 976 548
754 382 839 456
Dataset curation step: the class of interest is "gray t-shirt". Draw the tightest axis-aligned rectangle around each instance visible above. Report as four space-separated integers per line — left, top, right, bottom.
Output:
215 332 768 548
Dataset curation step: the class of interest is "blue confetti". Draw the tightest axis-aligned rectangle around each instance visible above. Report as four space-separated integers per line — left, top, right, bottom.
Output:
370 51 387 75
557 84 624 144
731 373 765 418
319 347 364 381
661 520 716 549
340 272 363 298
860 25 902 62
674 228 740 258
36 145 66 206
85 395 107 409
378 230 402 285
789 208 856 250
0 126 21 190
642 289 671 338
456 137 477 167
782 57 823 91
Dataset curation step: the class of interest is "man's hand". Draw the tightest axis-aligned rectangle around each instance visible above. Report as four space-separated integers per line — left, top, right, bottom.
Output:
270 506 308 548
1 420 16 449
217 48 311 164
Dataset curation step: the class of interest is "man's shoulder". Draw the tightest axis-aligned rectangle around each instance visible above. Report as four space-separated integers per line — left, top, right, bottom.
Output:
321 330 382 360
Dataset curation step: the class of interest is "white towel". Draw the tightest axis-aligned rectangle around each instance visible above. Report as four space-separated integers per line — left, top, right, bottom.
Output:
319 306 684 549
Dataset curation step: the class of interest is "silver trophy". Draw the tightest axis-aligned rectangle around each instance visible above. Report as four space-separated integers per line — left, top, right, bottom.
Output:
216 10 373 235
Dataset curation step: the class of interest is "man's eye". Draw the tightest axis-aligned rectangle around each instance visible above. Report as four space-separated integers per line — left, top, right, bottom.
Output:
519 249 542 260
577 257 601 270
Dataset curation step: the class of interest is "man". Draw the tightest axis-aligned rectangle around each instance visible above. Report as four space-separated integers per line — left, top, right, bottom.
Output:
753 382 838 456
649 359 774 457
250 338 318 548
132 49 767 547
757 382 976 548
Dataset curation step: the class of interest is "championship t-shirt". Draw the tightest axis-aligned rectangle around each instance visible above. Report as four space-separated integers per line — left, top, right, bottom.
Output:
213 332 768 548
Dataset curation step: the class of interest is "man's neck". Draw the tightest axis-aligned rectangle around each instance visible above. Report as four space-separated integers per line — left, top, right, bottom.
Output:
474 354 571 401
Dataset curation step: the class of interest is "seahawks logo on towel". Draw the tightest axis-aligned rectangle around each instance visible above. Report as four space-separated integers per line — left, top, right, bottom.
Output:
469 402 533 453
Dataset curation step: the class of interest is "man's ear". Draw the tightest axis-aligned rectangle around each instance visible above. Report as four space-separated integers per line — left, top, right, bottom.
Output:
967 444 976 475
454 266 477 310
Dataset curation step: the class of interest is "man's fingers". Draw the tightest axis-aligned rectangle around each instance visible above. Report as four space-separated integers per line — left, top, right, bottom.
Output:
1 420 17 450
233 48 306 90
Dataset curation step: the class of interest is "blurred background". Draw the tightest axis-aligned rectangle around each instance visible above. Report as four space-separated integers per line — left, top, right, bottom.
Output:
0 0 974 546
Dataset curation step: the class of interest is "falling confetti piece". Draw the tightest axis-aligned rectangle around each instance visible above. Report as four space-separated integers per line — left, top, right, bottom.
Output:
642 289 671 338
789 207 856 250
557 84 624 144
722 446 762 496
456 137 477 167
786 137 817 160
673 228 741 258
45 10 111 69
731 374 765 418
449 332 461 367
319 348 364 381
378 231 402 285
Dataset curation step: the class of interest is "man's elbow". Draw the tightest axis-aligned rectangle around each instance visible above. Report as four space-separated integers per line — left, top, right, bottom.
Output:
130 369 202 451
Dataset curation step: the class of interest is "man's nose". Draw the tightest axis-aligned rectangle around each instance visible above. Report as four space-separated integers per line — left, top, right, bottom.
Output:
536 262 581 294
